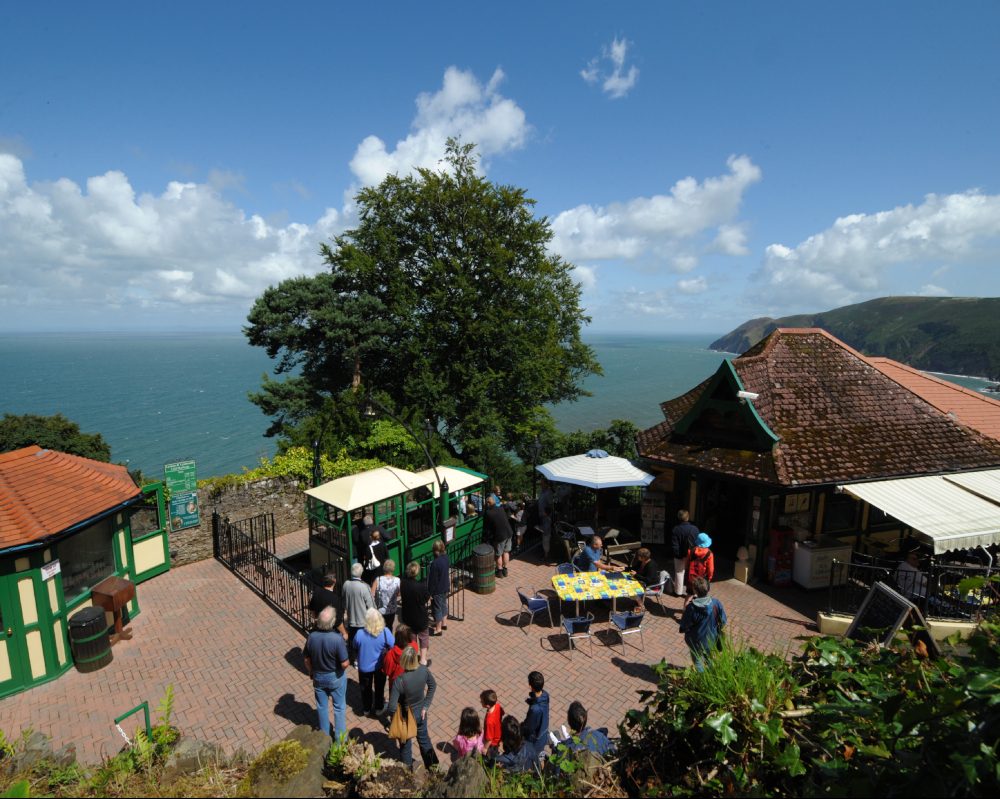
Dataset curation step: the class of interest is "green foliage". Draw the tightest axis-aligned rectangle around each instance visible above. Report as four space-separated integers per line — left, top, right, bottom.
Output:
325 735 350 773
199 446 384 495
243 740 308 787
0 413 112 461
245 138 601 477
0 781 29 798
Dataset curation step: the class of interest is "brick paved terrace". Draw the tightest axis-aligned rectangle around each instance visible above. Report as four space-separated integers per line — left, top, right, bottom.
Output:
0 530 823 764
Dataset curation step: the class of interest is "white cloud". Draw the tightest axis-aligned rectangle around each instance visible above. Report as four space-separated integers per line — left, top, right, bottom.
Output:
573 264 597 291
919 283 949 297
755 189 1000 309
616 288 681 317
0 152 342 315
550 155 762 266
582 37 639 99
348 66 529 186
677 277 708 294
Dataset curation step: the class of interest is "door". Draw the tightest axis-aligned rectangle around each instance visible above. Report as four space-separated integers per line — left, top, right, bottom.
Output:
0 575 31 698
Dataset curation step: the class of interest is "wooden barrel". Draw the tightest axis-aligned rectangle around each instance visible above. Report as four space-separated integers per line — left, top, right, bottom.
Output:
474 544 496 595
69 606 113 673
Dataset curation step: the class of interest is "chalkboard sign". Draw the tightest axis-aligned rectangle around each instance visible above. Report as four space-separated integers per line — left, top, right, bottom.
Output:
845 581 916 644
845 581 940 658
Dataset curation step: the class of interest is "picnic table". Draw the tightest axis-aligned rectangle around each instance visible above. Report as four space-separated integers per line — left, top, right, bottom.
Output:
550 571 645 616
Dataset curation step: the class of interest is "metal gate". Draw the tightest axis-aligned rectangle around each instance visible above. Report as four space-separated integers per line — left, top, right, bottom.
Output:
213 511 313 634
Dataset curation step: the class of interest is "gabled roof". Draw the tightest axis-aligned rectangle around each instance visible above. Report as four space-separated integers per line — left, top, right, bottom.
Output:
0 446 141 550
638 328 1000 487
866 357 1000 442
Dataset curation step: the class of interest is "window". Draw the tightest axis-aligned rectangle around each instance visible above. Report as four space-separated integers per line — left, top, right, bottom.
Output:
129 492 163 539
823 493 860 534
59 518 115 602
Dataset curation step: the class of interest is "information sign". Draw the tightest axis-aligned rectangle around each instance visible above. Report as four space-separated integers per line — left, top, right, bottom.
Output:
165 460 200 530
164 460 197 494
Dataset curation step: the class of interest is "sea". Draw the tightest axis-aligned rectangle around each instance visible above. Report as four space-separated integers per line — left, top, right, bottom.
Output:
0 332 994 480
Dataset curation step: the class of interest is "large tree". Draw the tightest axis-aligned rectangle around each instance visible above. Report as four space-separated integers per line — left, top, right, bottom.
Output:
245 140 600 470
0 413 112 461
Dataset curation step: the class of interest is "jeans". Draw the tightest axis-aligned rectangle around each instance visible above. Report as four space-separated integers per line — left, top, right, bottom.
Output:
313 670 347 741
398 704 433 767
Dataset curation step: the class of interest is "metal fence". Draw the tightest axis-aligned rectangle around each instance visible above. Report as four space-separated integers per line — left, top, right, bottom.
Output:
412 530 484 623
213 511 313 634
828 556 999 623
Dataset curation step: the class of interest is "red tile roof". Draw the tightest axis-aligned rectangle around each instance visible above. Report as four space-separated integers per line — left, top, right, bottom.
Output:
0 446 140 550
638 328 1000 487
865 357 1000 442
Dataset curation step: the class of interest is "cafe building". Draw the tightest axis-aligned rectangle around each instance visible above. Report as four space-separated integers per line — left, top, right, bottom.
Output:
0 446 169 697
637 328 1000 584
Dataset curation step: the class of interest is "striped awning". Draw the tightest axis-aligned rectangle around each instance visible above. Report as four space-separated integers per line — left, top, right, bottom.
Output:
840 469 1000 554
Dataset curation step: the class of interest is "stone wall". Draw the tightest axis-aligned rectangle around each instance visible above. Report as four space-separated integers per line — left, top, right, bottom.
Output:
168 477 306 567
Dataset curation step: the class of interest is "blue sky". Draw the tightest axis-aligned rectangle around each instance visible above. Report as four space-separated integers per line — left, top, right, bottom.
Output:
2 1 999 334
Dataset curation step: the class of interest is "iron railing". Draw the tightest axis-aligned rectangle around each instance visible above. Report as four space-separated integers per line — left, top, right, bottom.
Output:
828 556 999 623
412 530 484 623
213 511 313 634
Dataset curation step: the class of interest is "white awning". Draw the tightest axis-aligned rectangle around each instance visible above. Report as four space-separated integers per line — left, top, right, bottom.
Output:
840 469 1000 554
411 466 486 496
305 466 428 512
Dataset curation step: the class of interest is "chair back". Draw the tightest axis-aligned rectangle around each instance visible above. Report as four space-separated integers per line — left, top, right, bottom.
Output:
517 588 533 605
567 615 591 634
556 563 577 576
612 611 643 630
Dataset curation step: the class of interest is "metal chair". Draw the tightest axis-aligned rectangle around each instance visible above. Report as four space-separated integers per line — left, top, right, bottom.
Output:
561 612 595 658
609 610 645 654
556 562 579 576
642 572 672 612
516 587 554 633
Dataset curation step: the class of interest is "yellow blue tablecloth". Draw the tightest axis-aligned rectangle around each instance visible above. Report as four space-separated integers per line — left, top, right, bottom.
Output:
550 572 645 602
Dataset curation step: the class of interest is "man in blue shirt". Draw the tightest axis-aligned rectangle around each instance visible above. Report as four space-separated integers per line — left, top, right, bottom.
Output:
303 606 350 740
574 534 618 573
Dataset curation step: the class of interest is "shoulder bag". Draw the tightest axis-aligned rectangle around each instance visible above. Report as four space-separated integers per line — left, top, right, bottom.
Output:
388 702 417 741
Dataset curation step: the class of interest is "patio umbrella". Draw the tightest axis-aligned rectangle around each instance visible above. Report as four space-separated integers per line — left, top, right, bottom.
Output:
536 449 654 489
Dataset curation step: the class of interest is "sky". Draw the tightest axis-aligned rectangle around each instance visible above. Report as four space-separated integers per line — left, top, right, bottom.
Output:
2 2 1000 335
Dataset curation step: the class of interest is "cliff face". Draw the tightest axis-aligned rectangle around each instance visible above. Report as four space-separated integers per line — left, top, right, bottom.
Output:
710 297 1000 379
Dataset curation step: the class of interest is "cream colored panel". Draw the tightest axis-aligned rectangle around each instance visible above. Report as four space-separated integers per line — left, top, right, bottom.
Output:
118 531 129 568
133 536 166 574
26 630 45 679
116 513 123 525
0 641 11 682
53 620 66 666
18 578 38 626
43 549 52 564
47 580 59 614
14 557 30 573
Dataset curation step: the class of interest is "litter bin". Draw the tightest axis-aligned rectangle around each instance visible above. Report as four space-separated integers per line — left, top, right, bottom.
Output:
69 606 113 673
474 544 496 595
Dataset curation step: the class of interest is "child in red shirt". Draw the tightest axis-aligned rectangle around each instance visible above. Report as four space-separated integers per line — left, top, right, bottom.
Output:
480 689 504 753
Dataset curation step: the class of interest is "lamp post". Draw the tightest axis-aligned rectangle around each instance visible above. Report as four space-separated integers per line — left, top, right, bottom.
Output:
364 393 450 529
529 435 542 499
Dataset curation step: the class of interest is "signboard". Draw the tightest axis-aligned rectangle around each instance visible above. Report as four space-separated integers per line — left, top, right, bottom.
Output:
165 460 200 530
845 580 940 657
41 559 61 581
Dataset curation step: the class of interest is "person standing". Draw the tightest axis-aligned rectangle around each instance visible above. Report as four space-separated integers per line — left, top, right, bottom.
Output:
671 509 699 598
353 608 394 717
400 561 432 665
385 646 437 771
372 559 401 632
684 532 715 605
343 562 376 663
678 577 727 671
538 477 554 563
308 573 348 639
484 495 514 578
376 623 418 714
522 671 549 755
362 528 389 586
427 540 450 636
303 606 350 741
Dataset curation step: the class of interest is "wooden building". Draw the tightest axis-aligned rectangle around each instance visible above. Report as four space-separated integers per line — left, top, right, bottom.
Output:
637 329 1000 582
0 446 169 697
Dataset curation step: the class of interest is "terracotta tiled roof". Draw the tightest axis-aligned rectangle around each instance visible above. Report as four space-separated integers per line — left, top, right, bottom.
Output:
638 328 1000 487
866 357 1000 442
0 446 140 550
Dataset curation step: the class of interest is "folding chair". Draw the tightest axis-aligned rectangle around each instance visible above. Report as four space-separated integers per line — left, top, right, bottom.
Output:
516 587 554 633
609 610 645 655
561 612 595 658
642 571 672 612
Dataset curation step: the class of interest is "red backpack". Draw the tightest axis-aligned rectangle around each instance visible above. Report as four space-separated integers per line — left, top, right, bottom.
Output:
687 548 713 583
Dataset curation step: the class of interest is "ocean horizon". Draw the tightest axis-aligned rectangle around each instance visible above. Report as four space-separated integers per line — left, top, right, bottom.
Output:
1 331 993 480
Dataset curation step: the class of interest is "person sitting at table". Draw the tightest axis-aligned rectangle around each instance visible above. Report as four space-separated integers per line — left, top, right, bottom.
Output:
629 547 663 610
895 550 928 599
573 534 619 573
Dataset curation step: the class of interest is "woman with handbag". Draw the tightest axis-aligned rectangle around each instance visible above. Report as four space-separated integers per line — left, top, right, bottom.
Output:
385 645 437 771
353 608 394 717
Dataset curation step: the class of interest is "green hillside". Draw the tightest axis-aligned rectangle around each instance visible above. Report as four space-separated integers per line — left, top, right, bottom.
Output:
710 296 1000 379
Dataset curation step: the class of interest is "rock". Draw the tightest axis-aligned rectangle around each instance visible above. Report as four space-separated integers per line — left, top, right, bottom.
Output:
52 743 77 768
161 737 224 783
425 755 488 799
246 724 329 799
6 730 54 775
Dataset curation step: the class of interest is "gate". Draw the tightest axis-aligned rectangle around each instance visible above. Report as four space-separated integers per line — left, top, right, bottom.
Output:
213 511 313 634
414 531 481 623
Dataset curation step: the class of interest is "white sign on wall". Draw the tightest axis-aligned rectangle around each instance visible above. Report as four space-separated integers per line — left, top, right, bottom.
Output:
41 559 62 581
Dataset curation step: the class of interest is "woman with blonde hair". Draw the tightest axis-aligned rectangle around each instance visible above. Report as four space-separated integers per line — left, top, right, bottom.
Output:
372 558 400 631
353 607 394 717
386 644 437 770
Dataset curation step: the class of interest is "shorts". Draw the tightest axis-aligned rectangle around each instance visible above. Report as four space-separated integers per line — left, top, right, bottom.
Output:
494 538 512 557
432 592 448 622
416 628 430 650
